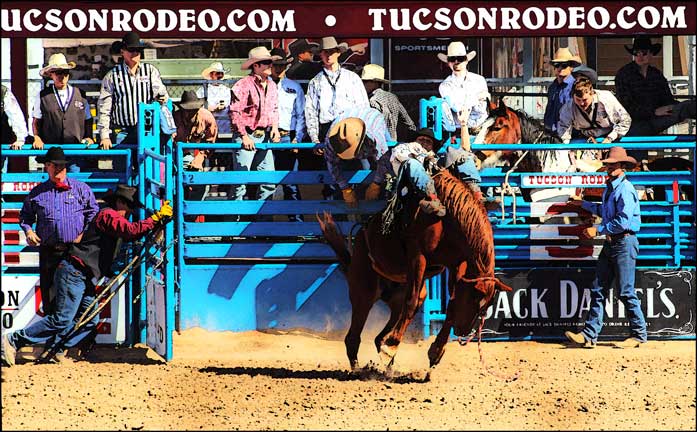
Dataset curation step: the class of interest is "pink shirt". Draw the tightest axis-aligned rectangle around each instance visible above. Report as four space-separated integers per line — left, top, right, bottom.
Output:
229 74 278 134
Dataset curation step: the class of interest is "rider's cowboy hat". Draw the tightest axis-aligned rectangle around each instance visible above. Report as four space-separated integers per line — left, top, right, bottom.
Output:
270 48 293 65
360 64 389 83
201 61 230 79
328 118 366 160
318 37 349 53
437 41 476 64
625 36 661 56
600 146 637 169
288 39 319 58
40 53 76 77
242 46 282 69
412 127 443 153
551 48 582 66
175 91 205 111
571 65 598 85
36 147 69 164
103 184 145 209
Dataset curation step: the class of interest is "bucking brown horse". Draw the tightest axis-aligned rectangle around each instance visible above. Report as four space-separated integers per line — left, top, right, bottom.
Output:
318 169 512 370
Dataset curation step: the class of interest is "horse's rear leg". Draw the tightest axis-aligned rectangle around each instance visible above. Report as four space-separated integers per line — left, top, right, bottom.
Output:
374 281 405 368
345 294 374 371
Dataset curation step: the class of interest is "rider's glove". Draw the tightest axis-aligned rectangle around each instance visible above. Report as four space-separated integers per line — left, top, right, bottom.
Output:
364 182 381 201
341 187 358 208
151 200 173 223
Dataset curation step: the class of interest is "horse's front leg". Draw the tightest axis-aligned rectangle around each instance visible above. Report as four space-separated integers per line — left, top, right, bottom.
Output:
428 262 467 368
379 253 427 367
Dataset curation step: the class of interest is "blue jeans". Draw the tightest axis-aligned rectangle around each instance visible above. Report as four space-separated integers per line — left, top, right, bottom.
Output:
400 158 435 197
230 131 276 201
8 260 98 351
582 234 647 343
273 136 303 222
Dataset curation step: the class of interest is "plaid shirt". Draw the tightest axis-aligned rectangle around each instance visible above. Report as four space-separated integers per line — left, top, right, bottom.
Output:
614 61 676 121
229 74 278 135
368 88 416 141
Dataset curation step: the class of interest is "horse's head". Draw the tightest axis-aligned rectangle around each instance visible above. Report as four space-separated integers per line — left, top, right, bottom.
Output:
479 97 522 145
450 276 513 337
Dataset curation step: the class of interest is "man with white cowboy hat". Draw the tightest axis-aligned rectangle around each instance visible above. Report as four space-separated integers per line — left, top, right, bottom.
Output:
438 41 490 137
615 36 696 163
565 146 646 349
228 46 281 208
197 61 232 138
543 47 582 134
361 63 416 141
31 53 94 165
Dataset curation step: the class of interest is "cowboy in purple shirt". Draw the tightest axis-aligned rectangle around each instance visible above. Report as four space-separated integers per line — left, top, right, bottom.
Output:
19 147 98 315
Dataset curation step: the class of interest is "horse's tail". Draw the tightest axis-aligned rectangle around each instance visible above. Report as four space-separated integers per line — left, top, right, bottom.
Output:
316 211 351 271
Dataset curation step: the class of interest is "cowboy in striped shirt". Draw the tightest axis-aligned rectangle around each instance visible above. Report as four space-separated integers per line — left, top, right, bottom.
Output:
97 32 168 149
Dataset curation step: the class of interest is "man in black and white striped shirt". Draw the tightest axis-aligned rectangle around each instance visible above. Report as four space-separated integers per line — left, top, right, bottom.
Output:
97 32 168 149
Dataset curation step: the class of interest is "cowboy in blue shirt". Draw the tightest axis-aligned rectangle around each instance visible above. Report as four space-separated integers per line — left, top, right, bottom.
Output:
565 146 646 349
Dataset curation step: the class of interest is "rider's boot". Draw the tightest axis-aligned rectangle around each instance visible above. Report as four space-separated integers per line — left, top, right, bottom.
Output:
419 194 446 217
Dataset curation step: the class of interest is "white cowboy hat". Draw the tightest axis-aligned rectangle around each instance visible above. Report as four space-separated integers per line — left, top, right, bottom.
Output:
40 53 77 77
241 46 281 70
318 37 349 53
360 64 389 83
551 48 582 66
201 61 230 79
437 42 476 64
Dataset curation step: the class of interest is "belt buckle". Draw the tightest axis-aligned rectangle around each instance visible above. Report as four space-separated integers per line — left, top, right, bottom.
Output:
279 130 290 137
252 129 265 138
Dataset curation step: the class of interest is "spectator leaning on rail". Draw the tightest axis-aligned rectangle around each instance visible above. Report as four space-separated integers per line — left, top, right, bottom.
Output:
361 63 417 142
2 185 173 366
615 36 697 163
565 147 646 349
31 53 94 172
270 47 306 222
543 48 582 136
322 106 390 209
97 31 169 150
228 46 280 208
438 41 491 139
19 147 99 317
1 84 29 173
557 72 632 171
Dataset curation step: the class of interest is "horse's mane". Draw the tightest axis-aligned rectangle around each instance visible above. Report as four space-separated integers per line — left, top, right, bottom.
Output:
511 108 562 145
433 170 494 273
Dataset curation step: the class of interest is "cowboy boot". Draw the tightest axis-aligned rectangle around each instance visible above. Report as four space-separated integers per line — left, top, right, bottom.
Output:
419 194 446 217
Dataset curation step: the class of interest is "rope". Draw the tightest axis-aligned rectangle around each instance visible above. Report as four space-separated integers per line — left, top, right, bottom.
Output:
457 314 521 382
500 149 529 224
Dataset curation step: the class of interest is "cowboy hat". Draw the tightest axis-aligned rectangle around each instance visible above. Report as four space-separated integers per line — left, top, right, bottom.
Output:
103 184 144 209
625 36 661 56
318 37 349 53
242 46 282 69
175 90 204 111
437 41 476 64
551 47 582 66
360 64 388 83
288 39 319 58
201 61 230 79
412 127 443 153
270 48 293 65
571 65 598 85
40 53 77 77
36 146 69 164
600 146 637 168
120 31 147 50
328 118 366 160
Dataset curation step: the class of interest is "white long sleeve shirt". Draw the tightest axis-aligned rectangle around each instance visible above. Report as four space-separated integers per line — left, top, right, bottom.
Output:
439 72 490 129
557 89 632 143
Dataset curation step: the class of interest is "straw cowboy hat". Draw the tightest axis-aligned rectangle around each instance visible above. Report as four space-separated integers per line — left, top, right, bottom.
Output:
600 146 637 169
360 64 388 83
437 41 476 64
103 184 144 209
572 65 598 85
242 46 282 69
175 90 205 110
36 147 69 164
625 36 661 55
201 61 230 79
551 47 582 66
288 38 319 58
270 48 293 65
318 37 349 53
40 53 76 77
328 118 366 160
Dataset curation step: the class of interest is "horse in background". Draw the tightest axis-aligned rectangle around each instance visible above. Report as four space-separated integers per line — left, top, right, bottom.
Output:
318 169 512 371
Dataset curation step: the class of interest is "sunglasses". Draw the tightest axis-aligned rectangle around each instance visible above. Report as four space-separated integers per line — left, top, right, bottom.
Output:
213 72 225 78
256 59 273 66
552 62 572 69
448 56 467 63
53 70 70 76
633 49 651 56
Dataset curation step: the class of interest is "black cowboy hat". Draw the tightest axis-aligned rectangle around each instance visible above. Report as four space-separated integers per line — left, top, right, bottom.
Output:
624 36 661 56
412 127 444 153
270 47 293 65
120 31 147 50
175 90 204 111
287 38 319 58
36 147 69 164
103 184 144 209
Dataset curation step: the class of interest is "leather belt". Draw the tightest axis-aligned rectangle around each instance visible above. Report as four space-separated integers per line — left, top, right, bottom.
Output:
279 129 291 137
607 231 635 242
245 127 270 138
45 243 71 252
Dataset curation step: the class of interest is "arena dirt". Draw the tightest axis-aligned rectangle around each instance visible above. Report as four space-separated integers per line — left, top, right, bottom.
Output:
1 327 695 430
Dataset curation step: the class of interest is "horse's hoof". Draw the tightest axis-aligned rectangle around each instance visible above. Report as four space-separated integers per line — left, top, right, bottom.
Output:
379 344 397 367
428 345 445 368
